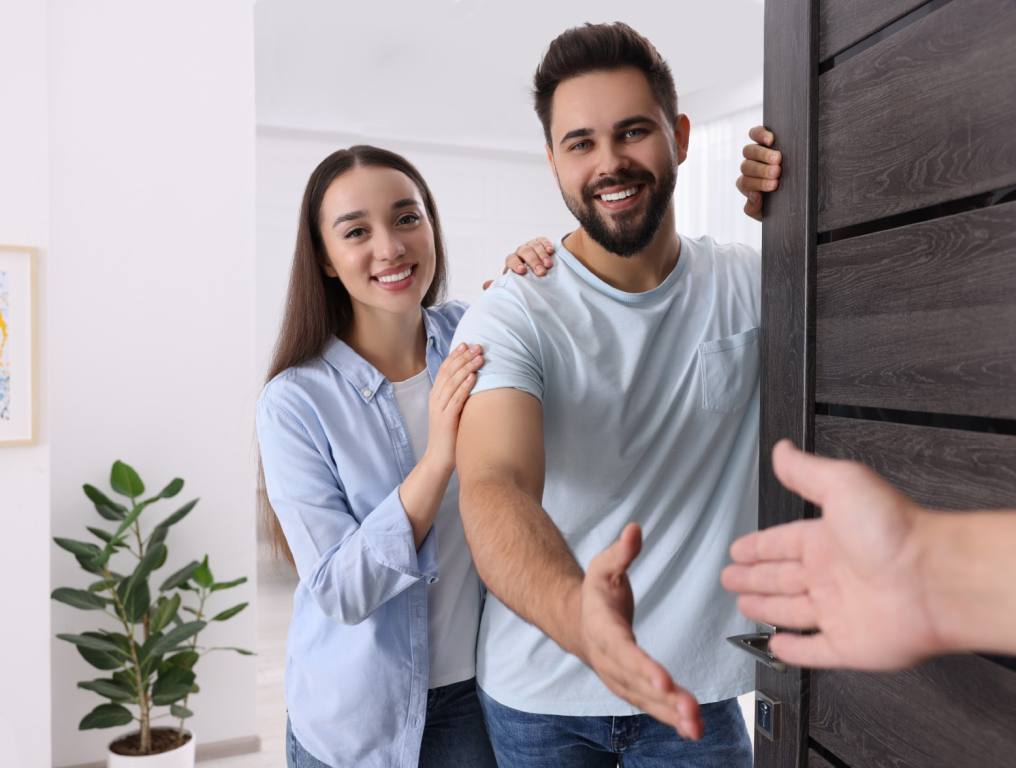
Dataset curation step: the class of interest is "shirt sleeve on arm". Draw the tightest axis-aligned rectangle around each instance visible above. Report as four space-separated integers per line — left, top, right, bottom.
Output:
257 389 437 625
450 283 545 401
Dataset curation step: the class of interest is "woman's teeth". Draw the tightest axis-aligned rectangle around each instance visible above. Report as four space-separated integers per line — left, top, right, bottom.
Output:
377 267 413 284
599 187 639 202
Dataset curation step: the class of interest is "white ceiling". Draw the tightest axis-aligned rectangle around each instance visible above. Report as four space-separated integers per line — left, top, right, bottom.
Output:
255 0 764 153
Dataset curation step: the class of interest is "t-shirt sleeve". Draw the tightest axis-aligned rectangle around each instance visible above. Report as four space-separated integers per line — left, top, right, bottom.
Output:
450 283 544 402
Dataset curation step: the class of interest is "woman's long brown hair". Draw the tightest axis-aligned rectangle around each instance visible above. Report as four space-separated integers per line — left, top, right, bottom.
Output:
258 146 448 564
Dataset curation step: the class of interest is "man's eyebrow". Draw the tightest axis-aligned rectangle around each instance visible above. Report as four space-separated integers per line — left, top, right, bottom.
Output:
332 210 366 228
559 128 592 147
614 115 657 131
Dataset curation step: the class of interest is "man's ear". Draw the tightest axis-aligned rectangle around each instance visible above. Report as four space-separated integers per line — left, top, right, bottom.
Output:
674 114 691 165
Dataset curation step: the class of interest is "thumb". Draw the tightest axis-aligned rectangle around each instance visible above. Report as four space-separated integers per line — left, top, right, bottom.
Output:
592 522 642 578
481 279 493 291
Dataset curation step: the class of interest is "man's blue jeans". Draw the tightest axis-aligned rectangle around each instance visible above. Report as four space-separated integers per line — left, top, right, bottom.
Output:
478 688 752 768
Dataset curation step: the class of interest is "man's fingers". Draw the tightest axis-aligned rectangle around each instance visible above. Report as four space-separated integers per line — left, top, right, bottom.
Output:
743 142 781 165
743 199 762 221
740 158 782 180
771 439 853 508
721 560 807 596
736 594 817 629
769 631 840 668
591 522 642 577
728 519 810 564
748 125 774 146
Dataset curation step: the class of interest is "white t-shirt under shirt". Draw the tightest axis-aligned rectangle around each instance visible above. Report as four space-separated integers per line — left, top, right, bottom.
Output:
390 368 479 690
450 233 760 716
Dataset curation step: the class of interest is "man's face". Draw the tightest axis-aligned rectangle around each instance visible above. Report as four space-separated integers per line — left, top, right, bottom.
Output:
547 67 689 257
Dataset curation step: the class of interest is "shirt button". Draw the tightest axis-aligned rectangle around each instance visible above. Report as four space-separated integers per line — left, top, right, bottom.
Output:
361 387 373 398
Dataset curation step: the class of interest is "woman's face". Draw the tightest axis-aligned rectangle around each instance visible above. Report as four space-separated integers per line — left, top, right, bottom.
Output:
318 165 436 319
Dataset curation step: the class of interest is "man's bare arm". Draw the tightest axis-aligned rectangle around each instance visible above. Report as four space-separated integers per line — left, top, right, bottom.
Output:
457 388 703 737
455 389 586 652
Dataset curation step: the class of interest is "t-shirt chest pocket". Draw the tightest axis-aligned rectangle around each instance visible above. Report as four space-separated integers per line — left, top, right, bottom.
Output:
697 327 760 413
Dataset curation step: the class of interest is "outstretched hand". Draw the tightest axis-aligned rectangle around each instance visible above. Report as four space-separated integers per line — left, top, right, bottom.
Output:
579 523 703 739
721 440 944 670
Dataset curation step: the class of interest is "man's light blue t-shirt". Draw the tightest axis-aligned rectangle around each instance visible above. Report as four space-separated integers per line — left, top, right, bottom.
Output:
452 233 760 715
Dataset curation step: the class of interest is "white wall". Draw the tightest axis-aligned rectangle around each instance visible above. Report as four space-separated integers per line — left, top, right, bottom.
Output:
256 128 572 377
46 2 259 765
0 1 51 766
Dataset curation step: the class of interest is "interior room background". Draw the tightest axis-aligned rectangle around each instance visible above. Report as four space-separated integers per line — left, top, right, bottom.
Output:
1 1 762 766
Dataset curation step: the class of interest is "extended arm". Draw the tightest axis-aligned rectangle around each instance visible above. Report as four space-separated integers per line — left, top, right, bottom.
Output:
722 439 1016 669
457 388 702 737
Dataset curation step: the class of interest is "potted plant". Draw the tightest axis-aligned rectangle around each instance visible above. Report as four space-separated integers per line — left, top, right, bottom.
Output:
51 460 252 767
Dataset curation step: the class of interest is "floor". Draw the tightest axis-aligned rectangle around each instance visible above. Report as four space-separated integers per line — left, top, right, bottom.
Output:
200 556 754 767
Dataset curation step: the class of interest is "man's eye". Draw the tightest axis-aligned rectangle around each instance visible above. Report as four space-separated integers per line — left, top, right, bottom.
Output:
397 213 420 226
570 140 591 152
623 128 647 139
345 227 367 239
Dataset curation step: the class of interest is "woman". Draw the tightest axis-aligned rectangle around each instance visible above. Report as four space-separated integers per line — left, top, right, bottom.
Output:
256 145 552 768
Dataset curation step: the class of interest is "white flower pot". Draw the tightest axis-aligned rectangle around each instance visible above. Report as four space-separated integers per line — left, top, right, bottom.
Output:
107 730 195 768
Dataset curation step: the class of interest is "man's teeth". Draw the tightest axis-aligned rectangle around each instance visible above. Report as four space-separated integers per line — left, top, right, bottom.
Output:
599 187 639 202
377 267 413 284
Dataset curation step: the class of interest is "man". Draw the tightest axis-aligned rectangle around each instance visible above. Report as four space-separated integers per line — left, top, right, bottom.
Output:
722 439 1016 670
452 22 763 766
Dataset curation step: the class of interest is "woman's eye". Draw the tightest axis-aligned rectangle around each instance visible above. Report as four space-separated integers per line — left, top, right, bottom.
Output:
397 213 420 226
344 227 367 239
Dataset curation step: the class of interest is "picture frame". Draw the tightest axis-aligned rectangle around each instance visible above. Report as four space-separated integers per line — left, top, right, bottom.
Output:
0 245 36 444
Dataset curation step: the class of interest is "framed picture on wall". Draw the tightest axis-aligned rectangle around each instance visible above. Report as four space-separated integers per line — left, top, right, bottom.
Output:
0 245 36 444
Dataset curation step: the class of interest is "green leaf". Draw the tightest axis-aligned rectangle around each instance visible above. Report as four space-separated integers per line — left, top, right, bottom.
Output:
135 543 168 581
153 498 199 533
210 602 248 622
152 666 195 705
78 678 134 702
58 633 126 656
160 560 201 591
79 703 133 730
87 578 120 593
207 646 255 656
71 632 125 671
170 704 194 719
148 525 169 549
150 594 181 635
210 576 247 592
110 461 145 498
166 650 200 670
117 577 151 623
83 484 127 521
85 526 115 544
145 621 206 660
147 477 184 502
54 537 101 559
192 556 213 589
51 587 108 610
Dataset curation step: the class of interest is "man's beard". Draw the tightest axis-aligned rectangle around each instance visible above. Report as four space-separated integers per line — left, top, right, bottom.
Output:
561 164 677 257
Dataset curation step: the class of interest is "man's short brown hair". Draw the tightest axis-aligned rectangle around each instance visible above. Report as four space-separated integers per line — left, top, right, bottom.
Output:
533 22 678 146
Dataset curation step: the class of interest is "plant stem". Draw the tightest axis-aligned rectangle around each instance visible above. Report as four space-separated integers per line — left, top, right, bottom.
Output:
105 563 151 754
175 586 208 746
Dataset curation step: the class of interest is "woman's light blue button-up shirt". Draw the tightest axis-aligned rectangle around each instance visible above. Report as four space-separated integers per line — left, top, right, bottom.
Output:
256 301 472 768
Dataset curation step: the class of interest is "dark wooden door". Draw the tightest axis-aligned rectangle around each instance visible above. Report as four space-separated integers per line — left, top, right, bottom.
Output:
756 0 1016 766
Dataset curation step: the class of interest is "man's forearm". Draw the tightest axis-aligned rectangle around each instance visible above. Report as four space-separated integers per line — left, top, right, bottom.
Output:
460 473 586 657
922 510 1016 656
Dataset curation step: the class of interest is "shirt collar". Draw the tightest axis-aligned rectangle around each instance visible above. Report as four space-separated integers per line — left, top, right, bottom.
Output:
320 307 445 402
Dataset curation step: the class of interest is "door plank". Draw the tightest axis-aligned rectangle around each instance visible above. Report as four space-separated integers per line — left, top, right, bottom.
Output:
819 0 928 61
815 203 1016 418
815 416 1016 510
810 655 1016 768
817 0 1016 232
